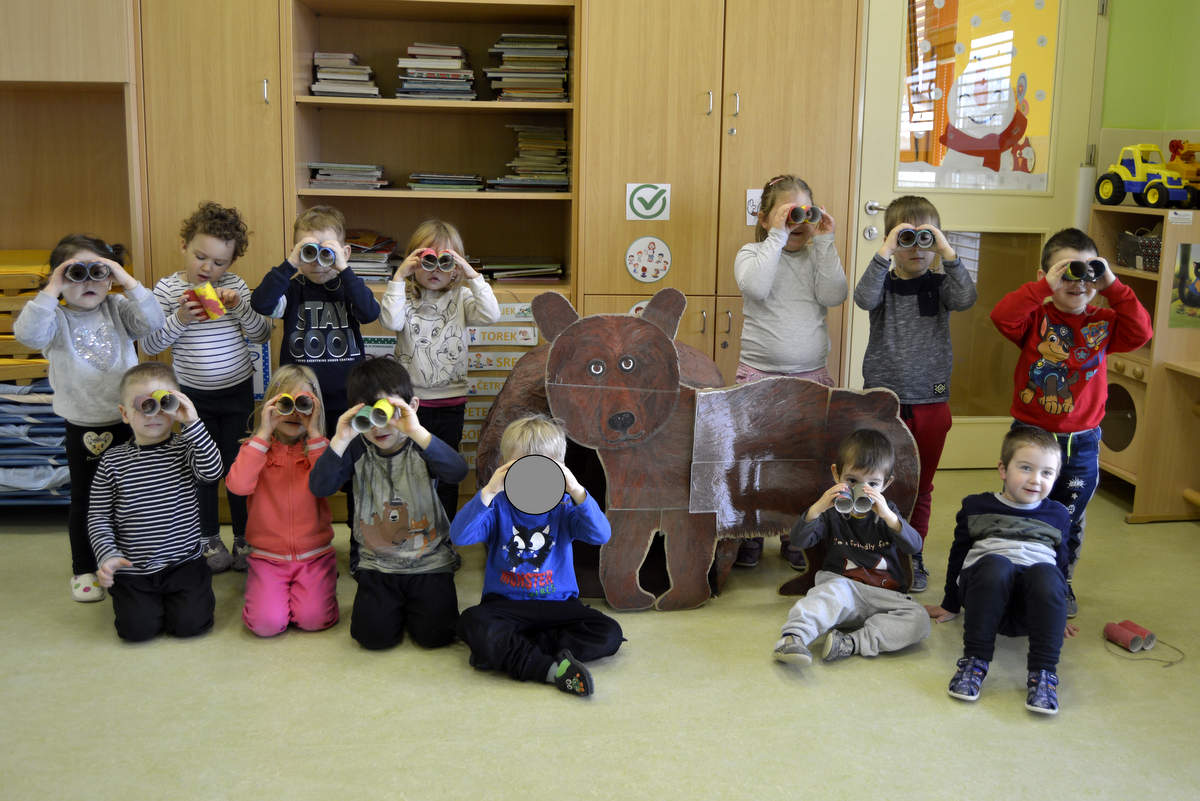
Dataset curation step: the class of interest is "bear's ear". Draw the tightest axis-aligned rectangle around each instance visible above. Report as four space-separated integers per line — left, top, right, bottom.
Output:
640 288 686 339
532 292 579 343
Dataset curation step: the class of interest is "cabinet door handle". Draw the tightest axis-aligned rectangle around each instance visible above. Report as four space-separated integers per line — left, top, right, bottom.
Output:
706 90 713 116
733 91 740 117
724 310 732 333
263 78 269 104
700 309 707 334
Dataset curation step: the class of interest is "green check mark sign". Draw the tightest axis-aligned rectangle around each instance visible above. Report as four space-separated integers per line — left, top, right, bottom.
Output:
628 183 670 220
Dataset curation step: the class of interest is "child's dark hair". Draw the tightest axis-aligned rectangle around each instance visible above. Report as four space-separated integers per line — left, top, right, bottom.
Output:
757 174 814 242
835 429 895 477
49 234 126 270
1041 228 1097 270
347 356 414 407
1000 425 1061 468
180 201 250 260
884 196 941 234
119 361 179 400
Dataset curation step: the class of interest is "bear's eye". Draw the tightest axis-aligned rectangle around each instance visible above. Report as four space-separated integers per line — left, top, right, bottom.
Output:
587 359 606 376
619 356 635 372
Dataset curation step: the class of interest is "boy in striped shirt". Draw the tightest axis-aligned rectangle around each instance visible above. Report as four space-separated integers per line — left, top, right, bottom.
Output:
89 362 224 642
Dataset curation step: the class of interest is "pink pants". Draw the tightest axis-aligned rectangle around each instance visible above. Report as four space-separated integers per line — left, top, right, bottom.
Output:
735 361 834 387
900 401 952 541
243 550 339 637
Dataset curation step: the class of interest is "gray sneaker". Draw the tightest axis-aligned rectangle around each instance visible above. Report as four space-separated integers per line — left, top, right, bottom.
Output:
910 552 929 593
1065 581 1078 618
231 540 250 572
773 634 812 666
203 536 233 573
822 630 856 663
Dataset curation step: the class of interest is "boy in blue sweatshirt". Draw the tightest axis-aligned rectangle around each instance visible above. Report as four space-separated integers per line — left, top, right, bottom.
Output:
451 415 623 697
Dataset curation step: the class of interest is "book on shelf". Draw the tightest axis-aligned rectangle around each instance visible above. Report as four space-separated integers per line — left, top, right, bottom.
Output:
407 42 464 57
307 163 389 190
406 68 474 80
396 56 466 69
345 229 396 255
314 51 358 67
488 33 569 102
311 52 380 98
396 42 476 100
310 81 381 98
407 172 484 191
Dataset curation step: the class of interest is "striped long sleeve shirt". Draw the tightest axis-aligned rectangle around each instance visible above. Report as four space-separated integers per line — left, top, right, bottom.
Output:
88 420 223 575
142 272 272 390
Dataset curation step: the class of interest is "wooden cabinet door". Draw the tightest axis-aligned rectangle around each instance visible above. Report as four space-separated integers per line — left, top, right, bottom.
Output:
0 0 130 82
713 295 743 385
578 0 724 296
582 293 716 359
140 0 285 285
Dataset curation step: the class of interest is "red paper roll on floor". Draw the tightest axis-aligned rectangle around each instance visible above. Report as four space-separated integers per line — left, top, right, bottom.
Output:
1104 621 1144 652
1119 620 1156 650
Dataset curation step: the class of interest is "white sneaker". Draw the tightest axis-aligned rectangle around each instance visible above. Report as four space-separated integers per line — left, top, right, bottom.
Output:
71 573 106 602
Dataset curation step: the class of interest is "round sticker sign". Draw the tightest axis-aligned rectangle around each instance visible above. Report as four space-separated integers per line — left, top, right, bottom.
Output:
625 236 671 283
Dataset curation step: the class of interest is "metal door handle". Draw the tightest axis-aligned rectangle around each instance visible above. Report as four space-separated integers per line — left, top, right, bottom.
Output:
864 200 885 215
724 310 732 333
700 309 707 333
733 91 740 117
706 90 713 116
263 79 269 104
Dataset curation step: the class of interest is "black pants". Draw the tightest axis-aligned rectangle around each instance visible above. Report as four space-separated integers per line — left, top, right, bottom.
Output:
457 595 624 682
108 558 214 642
350 569 458 650
63 420 131 575
183 379 253 541
961 555 1067 672
415 402 465 522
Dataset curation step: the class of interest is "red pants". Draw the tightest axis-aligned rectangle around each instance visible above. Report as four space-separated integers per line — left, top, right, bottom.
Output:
901 402 952 541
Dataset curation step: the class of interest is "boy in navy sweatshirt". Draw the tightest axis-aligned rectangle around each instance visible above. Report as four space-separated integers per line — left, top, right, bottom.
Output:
451 414 623 697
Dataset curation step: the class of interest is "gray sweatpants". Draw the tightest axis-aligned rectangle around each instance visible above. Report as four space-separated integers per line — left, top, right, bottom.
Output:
780 570 931 657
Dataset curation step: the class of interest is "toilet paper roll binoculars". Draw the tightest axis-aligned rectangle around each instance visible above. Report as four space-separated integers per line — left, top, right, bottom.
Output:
64 261 111 282
896 228 936 249
351 399 397 433
834 484 874 515
1103 620 1157 652
1063 258 1107 282
299 242 338 268
787 205 822 225
417 249 456 272
133 389 179 416
275 393 315 416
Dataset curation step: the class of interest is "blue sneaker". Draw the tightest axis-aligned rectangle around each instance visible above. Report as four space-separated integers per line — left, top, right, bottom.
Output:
1025 670 1059 715
948 656 989 701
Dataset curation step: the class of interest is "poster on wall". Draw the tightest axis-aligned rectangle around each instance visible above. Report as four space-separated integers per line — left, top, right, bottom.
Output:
1171 242 1200 328
897 0 1059 192
625 236 671 282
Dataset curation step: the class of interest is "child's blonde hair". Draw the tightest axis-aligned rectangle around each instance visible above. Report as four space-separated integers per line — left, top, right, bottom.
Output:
293 205 346 244
249 364 327 440
884 195 941 233
405 219 467 297
757 174 814 242
500 414 567 462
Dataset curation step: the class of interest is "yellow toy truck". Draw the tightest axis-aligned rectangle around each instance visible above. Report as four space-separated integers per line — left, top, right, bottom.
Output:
1094 144 1189 208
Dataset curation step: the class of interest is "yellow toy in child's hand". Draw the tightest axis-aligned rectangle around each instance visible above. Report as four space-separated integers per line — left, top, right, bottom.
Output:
183 281 226 319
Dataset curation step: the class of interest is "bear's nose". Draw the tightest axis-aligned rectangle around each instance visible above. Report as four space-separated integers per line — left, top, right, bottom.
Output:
608 411 635 432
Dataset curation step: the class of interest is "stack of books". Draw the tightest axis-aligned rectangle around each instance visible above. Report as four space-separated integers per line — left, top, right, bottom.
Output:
395 43 476 100
307 162 389 190
346 229 396 281
483 262 565 284
486 125 569 191
485 33 568 101
407 172 484 191
310 52 380 98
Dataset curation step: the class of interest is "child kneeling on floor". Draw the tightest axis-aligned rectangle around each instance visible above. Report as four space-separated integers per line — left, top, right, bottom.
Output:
774 428 929 666
926 425 1077 715
451 415 623 697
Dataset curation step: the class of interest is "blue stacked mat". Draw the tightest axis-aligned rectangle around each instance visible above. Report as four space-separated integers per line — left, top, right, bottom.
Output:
0 380 70 505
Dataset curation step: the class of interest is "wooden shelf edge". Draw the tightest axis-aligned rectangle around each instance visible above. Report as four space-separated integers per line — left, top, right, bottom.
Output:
296 96 573 112
1100 461 1137 485
1125 511 1200 524
1110 265 1160 282
1164 361 1200 381
298 188 572 200
1091 203 1170 217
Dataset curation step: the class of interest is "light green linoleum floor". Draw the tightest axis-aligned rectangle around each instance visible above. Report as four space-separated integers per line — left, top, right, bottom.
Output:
2 469 1198 801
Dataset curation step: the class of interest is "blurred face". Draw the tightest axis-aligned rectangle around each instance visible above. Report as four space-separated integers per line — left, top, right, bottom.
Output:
764 189 815 252
412 239 458 292
998 444 1060 505
120 378 177 446
181 234 236 286
273 380 316 444
59 249 113 311
892 217 939 279
1042 246 1099 314
296 227 345 284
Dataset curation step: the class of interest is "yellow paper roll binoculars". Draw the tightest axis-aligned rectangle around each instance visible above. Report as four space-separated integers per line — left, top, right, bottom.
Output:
352 399 396 433
299 242 338 268
896 228 935 249
134 389 180 416
787 205 822 225
276 393 315 416
834 484 874 515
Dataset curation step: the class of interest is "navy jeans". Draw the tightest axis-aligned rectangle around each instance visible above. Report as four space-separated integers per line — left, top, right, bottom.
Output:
961 555 1067 672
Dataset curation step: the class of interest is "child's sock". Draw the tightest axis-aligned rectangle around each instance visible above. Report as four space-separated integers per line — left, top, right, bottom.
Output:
548 650 593 697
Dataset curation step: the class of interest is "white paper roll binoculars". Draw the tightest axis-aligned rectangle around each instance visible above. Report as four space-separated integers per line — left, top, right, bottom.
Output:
896 228 935 249
352 399 396 433
65 261 111 282
299 242 338 268
276 393 315 416
834 484 874 515
134 389 179 416
787 205 822 225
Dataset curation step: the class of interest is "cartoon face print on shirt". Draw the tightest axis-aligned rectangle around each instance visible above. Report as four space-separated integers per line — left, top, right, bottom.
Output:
504 523 553 572
1021 317 1077 415
400 294 462 388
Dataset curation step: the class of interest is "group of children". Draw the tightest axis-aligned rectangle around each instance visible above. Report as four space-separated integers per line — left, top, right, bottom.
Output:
737 175 1150 715
19 171 1152 708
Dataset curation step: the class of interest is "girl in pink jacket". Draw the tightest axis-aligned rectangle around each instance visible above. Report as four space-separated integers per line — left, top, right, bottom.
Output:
226 365 338 636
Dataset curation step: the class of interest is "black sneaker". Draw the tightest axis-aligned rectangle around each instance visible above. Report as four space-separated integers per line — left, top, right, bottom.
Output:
1065 582 1078 618
552 650 593 697
1025 670 1059 715
910 552 929 593
734 538 763 568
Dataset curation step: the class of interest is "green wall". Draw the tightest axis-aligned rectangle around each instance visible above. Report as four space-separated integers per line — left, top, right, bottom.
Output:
1103 0 1200 129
